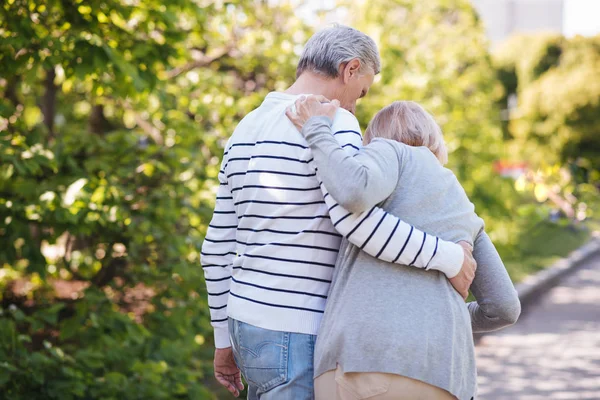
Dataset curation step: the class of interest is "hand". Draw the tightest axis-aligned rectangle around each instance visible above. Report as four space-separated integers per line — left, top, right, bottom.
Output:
449 241 477 300
214 347 244 397
285 94 340 132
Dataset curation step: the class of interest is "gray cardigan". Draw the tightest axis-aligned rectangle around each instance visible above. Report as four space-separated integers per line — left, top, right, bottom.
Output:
303 117 521 400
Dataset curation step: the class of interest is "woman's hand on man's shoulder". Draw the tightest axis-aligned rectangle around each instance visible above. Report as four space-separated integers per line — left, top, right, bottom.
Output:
285 95 340 132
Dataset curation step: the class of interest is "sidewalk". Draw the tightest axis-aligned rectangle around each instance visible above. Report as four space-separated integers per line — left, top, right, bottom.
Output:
475 254 600 399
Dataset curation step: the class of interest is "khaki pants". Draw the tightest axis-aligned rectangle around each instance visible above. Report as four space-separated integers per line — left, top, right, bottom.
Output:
315 365 457 400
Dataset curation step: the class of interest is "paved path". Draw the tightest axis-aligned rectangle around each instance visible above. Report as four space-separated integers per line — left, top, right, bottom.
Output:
475 254 600 400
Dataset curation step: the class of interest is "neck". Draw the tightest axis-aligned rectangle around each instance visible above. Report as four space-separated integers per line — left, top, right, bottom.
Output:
284 72 341 101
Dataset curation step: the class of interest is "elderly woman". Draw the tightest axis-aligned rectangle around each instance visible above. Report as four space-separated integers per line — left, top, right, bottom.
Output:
286 97 521 400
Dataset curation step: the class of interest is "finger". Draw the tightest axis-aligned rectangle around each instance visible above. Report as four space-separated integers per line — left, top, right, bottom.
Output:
331 99 340 107
235 374 245 391
224 378 240 397
325 102 339 112
295 97 304 113
325 103 339 112
309 94 329 103
322 105 338 119
459 240 474 251
305 96 319 106
285 107 295 119
215 375 235 393
468 256 476 268
285 108 301 125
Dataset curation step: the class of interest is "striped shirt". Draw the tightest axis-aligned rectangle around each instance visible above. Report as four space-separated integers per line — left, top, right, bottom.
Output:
201 92 464 348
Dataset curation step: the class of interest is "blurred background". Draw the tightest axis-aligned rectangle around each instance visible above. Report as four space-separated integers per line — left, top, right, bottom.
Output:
0 0 598 399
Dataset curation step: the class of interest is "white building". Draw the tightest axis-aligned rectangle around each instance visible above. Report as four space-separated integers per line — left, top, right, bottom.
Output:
472 0 600 46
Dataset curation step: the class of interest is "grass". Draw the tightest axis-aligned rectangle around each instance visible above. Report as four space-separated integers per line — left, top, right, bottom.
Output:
502 221 593 283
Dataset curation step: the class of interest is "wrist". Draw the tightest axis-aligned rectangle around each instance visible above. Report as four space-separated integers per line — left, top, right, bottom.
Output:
429 240 464 278
213 324 231 349
302 116 333 134
302 116 335 148
307 115 333 125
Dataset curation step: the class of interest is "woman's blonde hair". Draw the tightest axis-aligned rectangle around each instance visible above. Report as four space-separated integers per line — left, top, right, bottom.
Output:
364 101 448 164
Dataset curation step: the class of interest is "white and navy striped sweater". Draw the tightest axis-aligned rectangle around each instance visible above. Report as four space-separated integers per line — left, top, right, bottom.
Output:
201 92 464 348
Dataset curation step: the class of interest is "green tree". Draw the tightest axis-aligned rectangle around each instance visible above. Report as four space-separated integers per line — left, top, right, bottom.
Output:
494 34 600 221
0 1 307 398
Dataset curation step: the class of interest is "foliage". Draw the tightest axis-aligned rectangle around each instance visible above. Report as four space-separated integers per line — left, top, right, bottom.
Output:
495 34 600 165
493 34 600 222
0 0 307 398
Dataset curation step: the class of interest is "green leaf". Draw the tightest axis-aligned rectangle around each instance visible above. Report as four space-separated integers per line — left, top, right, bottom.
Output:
103 44 146 91
35 303 66 326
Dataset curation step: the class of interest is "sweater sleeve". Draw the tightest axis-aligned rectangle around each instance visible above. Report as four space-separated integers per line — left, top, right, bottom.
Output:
201 152 237 349
467 230 521 333
306 115 464 278
309 119 400 213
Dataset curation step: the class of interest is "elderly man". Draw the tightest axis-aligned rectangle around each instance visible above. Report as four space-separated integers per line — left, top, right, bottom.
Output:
201 25 476 399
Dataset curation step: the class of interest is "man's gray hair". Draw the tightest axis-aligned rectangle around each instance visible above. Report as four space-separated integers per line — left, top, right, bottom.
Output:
296 25 381 79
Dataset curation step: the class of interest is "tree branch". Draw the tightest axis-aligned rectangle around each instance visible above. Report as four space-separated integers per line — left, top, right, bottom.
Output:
120 101 164 145
165 46 232 79
528 172 575 219
134 114 163 145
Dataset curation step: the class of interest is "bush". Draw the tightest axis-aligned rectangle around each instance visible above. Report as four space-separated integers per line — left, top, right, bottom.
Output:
0 1 306 398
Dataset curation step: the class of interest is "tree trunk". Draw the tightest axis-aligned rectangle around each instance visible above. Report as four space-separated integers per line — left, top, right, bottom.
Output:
41 68 57 137
5 77 20 106
89 104 112 134
92 257 126 287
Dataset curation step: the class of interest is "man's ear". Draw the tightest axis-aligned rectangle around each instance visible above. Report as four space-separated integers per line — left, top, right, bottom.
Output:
341 59 362 83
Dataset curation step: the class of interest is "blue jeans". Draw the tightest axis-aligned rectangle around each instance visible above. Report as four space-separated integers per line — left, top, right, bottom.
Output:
228 318 316 400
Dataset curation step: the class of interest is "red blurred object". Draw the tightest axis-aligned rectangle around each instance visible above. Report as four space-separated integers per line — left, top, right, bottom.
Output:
493 160 528 178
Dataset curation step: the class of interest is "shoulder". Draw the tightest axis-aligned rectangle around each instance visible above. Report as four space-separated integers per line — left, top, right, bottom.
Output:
368 138 412 159
234 107 262 131
225 106 264 147
334 107 358 123
330 109 362 148
331 108 361 135
362 138 411 169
